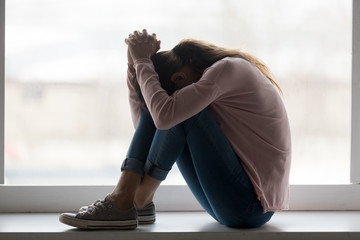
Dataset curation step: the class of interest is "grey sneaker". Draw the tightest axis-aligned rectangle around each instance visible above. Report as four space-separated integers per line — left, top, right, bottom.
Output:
136 202 156 224
79 201 156 224
59 194 138 230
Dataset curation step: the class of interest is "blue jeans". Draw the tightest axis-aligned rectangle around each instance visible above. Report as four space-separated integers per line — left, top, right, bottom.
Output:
122 109 274 228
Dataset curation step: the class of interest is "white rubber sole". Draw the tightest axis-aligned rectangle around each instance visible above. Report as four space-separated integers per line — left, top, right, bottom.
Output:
59 213 138 230
138 214 156 224
79 206 156 224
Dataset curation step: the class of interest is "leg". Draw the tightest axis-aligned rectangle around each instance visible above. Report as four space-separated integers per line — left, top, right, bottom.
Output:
179 110 274 227
60 110 161 229
176 144 219 221
111 110 160 209
133 126 189 206
144 109 273 227
134 173 161 208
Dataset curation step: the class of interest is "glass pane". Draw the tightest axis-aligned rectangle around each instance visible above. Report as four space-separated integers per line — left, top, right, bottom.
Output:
5 0 351 184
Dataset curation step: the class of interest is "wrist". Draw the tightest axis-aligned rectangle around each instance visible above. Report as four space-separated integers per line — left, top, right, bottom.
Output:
134 58 152 65
133 56 151 63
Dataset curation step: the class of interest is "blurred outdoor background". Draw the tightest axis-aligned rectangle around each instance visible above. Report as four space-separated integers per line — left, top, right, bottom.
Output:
4 0 352 184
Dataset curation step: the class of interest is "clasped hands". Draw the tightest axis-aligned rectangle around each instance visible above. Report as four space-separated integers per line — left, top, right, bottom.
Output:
125 29 161 66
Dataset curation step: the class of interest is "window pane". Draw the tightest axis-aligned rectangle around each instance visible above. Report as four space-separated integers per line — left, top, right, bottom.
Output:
5 0 351 184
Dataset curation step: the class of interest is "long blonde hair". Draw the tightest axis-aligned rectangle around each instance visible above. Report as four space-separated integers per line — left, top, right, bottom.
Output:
151 39 282 95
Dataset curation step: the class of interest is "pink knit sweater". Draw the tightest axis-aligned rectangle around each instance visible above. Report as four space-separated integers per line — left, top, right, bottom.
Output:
128 57 291 213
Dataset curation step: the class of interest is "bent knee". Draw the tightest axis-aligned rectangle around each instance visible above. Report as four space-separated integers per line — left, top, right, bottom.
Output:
217 211 274 228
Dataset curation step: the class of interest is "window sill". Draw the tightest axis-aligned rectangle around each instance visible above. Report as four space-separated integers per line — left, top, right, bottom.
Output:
1 211 359 240
2 185 360 212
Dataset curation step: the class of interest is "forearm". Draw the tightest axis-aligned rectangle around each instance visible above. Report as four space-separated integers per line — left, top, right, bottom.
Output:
134 59 217 130
127 67 143 128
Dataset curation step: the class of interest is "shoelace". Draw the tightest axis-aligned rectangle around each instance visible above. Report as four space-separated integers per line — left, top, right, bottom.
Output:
85 199 113 215
87 200 100 213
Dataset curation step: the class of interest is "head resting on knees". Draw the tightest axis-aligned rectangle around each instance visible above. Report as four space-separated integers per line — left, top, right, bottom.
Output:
150 39 282 97
151 39 243 95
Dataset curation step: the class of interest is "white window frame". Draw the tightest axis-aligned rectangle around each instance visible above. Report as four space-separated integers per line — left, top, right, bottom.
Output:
351 0 360 184
0 0 360 213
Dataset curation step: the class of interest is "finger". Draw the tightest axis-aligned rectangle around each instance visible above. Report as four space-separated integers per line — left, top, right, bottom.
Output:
142 29 151 43
143 34 149 43
128 34 136 42
152 37 159 45
148 34 157 44
142 30 149 43
125 38 136 46
147 33 156 42
156 40 161 50
134 30 142 42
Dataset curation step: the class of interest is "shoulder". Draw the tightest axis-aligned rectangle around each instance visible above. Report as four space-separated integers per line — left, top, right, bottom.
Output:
205 57 252 75
216 56 252 67
202 57 253 84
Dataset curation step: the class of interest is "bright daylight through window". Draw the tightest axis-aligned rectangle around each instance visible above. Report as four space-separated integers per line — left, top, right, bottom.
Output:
4 0 352 185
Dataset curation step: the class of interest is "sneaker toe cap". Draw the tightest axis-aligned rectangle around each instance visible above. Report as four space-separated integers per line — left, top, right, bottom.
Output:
59 213 76 223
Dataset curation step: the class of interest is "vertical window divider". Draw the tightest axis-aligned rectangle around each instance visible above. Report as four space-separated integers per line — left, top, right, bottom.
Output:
351 0 360 184
0 0 5 185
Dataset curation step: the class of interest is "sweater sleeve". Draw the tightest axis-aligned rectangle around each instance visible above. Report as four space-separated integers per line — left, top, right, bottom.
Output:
134 58 225 130
127 67 143 129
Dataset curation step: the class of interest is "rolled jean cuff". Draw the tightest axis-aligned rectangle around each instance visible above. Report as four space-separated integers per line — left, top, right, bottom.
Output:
144 160 170 181
121 158 144 177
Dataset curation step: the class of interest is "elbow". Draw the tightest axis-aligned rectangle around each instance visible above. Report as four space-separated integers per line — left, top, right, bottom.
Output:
153 119 172 130
152 114 174 130
149 101 177 130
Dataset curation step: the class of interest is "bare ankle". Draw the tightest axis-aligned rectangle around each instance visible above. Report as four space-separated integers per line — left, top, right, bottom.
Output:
110 192 134 210
134 194 154 208
134 200 151 209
